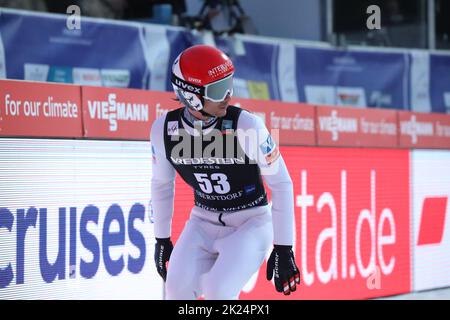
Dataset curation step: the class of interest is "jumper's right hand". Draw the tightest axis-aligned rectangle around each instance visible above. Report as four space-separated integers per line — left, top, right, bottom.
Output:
154 237 173 281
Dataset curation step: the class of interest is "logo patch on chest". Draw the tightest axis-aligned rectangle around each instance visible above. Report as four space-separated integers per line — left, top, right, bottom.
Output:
260 135 275 155
221 120 234 134
167 121 179 135
244 184 256 194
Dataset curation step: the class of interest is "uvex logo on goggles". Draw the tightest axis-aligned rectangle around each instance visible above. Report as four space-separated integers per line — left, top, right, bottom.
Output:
172 74 204 95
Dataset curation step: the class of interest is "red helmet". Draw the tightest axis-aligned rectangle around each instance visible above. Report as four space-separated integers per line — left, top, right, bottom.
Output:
171 45 235 111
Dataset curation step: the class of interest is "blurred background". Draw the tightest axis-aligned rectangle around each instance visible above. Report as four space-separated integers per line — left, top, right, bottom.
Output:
1 0 449 113
0 0 448 49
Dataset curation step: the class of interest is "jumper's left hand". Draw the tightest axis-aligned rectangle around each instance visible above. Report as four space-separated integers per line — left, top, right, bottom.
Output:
266 245 300 295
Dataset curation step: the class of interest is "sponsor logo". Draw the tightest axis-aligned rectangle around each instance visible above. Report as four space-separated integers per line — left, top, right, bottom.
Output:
207 60 233 78
412 154 450 292
336 87 366 107
244 184 256 195
232 79 250 99
48 66 73 83
188 77 202 84
100 69 130 88
73 68 102 86
173 78 201 94
318 110 358 141
297 169 401 285
259 135 276 155
400 115 434 144
221 120 233 134
195 189 244 201
167 121 179 135
338 93 360 106
369 91 392 108
87 93 149 132
170 157 245 165
0 204 147 289
247 81 270 100
259 134 280 165
24 63 49 82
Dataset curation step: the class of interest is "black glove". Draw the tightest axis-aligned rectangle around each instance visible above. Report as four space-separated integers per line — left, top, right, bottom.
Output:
154 237 173 281
266 244 300 295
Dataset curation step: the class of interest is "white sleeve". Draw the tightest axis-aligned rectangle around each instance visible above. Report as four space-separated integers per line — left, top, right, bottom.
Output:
150 114 176 239
237 110 295 246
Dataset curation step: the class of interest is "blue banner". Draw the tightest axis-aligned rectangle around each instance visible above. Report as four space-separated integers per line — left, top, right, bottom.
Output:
164 29 202 91
3 9 449 115
295 47 409 109
215 38 280 100
430 54 450 113
0 11 148 88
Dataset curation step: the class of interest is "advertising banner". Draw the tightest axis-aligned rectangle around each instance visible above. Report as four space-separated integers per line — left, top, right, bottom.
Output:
316 105 398 147
231 97 316 146
0 80 82 137
398 111 450 149
412 150 450 291
0 138 160 299
169 147 411 299
216 38 281 101
82 86 176 140
409 51 431 113
295 47 408 110
430 54 450 114
0 10 148 88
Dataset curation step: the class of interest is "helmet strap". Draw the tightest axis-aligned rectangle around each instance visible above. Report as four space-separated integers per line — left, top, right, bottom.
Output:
199 109 214 117
184 106 217 127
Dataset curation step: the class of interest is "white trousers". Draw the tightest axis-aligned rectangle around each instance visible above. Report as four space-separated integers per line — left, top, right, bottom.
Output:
165 204 273 300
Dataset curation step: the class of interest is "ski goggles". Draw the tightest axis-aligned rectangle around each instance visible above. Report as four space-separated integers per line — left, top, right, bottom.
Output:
171 73 234 102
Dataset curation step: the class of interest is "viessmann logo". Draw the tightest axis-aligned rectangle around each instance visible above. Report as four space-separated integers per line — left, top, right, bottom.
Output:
87 93 149 131
318 110 358 141
400 115 434 144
